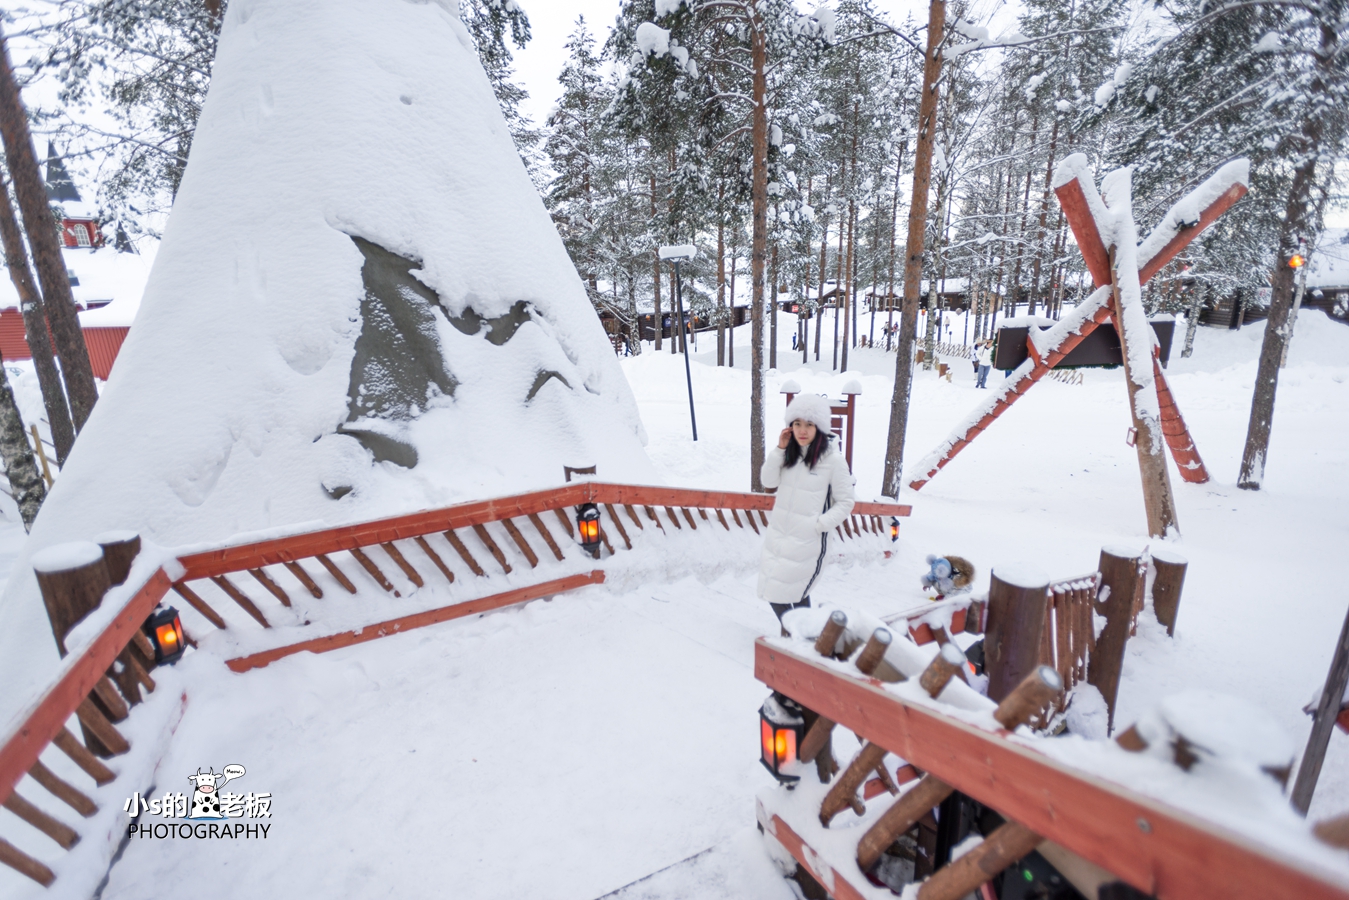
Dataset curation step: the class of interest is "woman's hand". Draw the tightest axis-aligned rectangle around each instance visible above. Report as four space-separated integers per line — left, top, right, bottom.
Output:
778 427 792 450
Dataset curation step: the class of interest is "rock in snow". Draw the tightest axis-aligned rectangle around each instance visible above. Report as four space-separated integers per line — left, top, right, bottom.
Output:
0 0 655 731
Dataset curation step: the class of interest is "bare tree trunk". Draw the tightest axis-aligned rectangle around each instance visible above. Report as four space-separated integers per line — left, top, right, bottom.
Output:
1182 286 1202 358
717 188 726 366
882 0 945 498
841 201 853 371
1239 14 1337 490
0 27 98 431
729 230 737 368
749 10 769 492
650 172 663 351
833 190 845 370
770 233 778 370
0 178 74 464
0 350 45 530
816 201 828 361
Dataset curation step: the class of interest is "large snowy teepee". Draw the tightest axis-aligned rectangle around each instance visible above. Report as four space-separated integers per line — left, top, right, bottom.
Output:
0 0 654 706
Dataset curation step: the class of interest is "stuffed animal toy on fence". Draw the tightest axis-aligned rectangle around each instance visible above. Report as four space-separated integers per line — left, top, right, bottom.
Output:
921 554 975 596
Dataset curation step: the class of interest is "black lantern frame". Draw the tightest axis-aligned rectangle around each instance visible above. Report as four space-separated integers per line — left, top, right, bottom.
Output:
144 606 186 665
576 503 601 558
759 692 806 784
890 516 900 542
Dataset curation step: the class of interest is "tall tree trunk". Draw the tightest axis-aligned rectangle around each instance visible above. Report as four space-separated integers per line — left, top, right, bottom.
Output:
882 0 944 498
650 172 663 351
0 350 45 530
1029 117 1061 317
670 268 679 354
816 203 828 361
833 193 845 370
717 187 726 365
841 201 853 371
770 232 778 370
0 178 74 464
0 27 98 431
1182 286 1201 358
1239 11 1338 489
748 10 768 491
729 229 737 368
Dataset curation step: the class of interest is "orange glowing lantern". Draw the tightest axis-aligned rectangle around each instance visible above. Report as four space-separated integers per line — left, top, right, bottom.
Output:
1289 254 1305 269
759 693 806 784
144 606 185 665
889 516 900 542
576 503 601 558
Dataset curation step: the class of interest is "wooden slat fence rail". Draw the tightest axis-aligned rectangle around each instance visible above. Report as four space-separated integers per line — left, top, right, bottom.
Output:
0 482 910 887
756 640 1349 900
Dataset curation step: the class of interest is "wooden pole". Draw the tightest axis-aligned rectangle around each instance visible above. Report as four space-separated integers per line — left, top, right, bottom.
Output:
1150 548 1188 637
1089 548 1145 733
1291 604 1349 814
855 666 1061 872
984 566 1049 702
95 531 140 586
916 820 1043 900
814 609 848 658
1109 247 1178 538
800 622 884 766
32 541 110 655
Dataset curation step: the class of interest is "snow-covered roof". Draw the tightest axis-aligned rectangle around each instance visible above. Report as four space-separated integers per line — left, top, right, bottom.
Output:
0 246 155 327
1308 228 1349 289
0 0 655 724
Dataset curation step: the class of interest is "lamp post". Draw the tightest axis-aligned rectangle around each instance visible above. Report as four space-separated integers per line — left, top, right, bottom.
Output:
659 244 698 441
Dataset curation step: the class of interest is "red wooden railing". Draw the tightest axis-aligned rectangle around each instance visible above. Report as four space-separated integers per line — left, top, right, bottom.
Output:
756 640 1349 900
0 481 909 886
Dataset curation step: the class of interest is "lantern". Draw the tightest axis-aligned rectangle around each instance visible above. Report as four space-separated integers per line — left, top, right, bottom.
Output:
144 606 185 665
889 516 900 542
1289 254 1305 269
576 503 601 558
759 693 806 784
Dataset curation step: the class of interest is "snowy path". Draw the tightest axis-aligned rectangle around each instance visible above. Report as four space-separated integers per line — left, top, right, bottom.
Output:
89 574 809 900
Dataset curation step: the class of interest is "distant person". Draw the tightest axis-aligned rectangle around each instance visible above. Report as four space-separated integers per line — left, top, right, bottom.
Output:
758 394 856 627
975 339 993 388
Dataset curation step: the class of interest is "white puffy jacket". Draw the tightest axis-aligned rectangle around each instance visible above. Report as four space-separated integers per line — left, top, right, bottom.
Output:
756 443 856 605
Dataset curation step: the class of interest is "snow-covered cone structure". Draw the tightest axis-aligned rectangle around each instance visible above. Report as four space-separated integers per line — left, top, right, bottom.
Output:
0 0 654 709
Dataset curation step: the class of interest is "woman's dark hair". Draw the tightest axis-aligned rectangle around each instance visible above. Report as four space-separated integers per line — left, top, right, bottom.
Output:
784 429 831 470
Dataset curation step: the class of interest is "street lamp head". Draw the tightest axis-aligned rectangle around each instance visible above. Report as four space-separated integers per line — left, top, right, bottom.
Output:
658 244 697 262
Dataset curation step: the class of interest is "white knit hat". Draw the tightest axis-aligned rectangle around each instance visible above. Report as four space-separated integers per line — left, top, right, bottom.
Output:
784 393 834 435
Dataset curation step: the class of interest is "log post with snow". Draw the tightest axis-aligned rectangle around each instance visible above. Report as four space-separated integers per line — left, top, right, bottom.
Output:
31 542 110 656
984 566 1049 703
1150 547 1188 637
1089 547 1146 733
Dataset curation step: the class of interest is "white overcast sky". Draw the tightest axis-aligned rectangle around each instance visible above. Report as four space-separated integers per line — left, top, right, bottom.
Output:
509 0 1009 128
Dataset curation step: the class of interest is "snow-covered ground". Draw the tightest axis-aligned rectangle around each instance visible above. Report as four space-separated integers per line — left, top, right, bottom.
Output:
1 310 1347 899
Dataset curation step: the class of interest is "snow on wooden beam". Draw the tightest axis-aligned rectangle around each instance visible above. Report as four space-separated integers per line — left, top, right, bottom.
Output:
754 640 1349 900
0 568 171 810
225 571 605 673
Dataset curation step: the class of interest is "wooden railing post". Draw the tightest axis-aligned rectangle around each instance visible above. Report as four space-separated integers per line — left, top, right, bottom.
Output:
1150 547 1188 637
985 566 1049 702
1090 547 1145 733
32 541 110 656
95 530 140 586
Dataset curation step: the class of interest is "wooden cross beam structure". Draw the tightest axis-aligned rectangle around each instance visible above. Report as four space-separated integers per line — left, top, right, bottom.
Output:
907 156 1248 537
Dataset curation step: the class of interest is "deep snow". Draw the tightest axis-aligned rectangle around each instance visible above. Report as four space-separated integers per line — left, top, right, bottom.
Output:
0 306 1347 898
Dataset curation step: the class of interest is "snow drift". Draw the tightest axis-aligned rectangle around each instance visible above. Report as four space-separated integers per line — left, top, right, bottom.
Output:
0 0 654 727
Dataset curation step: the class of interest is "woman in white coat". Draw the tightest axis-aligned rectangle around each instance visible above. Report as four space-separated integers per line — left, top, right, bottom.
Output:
758 393 856 622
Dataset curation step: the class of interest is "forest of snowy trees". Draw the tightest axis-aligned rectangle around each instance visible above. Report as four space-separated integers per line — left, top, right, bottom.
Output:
1 0 1345 493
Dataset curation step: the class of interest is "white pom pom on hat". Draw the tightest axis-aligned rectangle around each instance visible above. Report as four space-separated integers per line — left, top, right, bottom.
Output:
784 392 834 435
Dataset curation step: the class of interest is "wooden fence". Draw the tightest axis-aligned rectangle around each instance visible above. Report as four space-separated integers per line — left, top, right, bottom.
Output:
0 481 909 887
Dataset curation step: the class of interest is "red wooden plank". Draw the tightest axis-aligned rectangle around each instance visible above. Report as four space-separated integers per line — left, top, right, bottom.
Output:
757 804 871 900
1054 177 1113 289
226 571 604 673
1138 183 1248 285
177 485 592 579
0 568 172 808
755 641 1349 900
